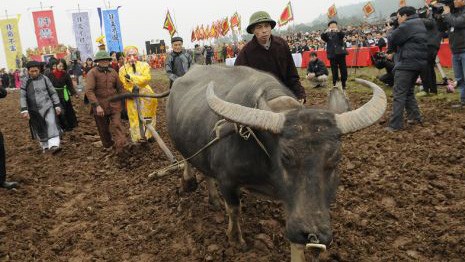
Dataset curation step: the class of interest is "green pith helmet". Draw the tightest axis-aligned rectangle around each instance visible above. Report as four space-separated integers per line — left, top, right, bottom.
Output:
94 50 112 61
246 11 276 34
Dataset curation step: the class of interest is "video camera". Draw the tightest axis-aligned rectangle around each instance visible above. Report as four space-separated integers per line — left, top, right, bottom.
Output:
418 0 454 18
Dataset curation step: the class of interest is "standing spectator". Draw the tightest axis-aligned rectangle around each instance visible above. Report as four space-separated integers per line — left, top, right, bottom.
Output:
0 69 9 88
1 84 18 189
83 58 94 77
205 45 214 65
70 60 84 92
306 52 329 88
385 6 428 132
443 0 465 108
110 51 120 72
14 69 21 89
194 44 205 64
119 46 158 143
417 12 442 96
165 37 192 88
20 61 62 153
235 11 306 102
85 51 128 154
46 59 79 131
375 32 387 51
300 40 310 53
321 20 349 89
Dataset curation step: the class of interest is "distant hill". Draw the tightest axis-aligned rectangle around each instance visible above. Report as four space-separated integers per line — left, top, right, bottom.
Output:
310 0 425 25
275 0 426 33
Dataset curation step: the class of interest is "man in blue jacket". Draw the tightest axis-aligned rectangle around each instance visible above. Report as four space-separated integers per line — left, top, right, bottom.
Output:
386 6 428 132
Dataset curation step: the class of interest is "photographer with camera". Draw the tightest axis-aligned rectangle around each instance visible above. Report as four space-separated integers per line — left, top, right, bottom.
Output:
443 0 465 108
321 20 348 89
385 6 429 132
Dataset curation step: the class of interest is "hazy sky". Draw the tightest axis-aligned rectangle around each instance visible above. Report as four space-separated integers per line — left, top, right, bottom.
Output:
0 0 366 68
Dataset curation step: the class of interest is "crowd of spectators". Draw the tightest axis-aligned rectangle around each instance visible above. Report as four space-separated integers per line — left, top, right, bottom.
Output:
281 22 389 54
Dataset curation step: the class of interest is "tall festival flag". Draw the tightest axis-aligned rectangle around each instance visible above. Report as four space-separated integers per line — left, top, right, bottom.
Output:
163 10 176 37
327 4 337 19
230 12 240 28
363 2 375 17
278 1 294 26
32 10 58 50
221 18 230 36
191 29 196 42
102 7 123 52
72 12 93 61
0 16 23 70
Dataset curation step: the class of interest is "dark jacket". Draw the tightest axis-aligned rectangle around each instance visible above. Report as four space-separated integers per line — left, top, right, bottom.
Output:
0 85 6 98
443 7 465 54
388 14 428 71
321 30 347 59
423 17 442 52
376 37 387 50
46 72 77 101
307 59 328 77
235 35 306 100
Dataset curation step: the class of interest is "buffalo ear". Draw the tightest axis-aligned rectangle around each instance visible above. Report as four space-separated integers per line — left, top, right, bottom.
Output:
264 96 303 113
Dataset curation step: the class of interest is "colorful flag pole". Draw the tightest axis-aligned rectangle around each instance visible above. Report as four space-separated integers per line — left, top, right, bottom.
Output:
278 1 294 27
163 10 177 37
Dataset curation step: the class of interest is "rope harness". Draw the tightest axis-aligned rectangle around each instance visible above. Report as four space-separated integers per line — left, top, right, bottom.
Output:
148 119 271 179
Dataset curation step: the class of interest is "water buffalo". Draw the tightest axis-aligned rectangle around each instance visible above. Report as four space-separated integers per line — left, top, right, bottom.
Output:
118 65 386 261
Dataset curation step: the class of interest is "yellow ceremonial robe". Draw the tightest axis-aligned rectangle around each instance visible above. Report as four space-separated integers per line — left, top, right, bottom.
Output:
119 61 158 142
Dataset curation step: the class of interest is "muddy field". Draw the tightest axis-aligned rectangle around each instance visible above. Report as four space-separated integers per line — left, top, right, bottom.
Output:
0 68 464 262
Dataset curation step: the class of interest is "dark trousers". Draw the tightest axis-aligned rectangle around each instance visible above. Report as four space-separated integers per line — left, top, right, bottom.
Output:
0 131 6 184
94 112 127 153
420 51 438 94
389 69 422 130
329 55 348 88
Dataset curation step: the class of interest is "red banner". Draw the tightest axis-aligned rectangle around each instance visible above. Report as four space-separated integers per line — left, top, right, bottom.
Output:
32 10 58 50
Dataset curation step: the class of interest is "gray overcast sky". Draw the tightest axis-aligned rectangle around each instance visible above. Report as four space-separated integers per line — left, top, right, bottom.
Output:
0 0 366 68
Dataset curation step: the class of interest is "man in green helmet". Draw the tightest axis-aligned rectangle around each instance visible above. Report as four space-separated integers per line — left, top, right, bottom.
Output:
85 50 128 154
235 11 307 103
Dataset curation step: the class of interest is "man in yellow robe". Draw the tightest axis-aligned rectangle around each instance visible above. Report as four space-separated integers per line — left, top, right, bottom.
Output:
119 46 158 142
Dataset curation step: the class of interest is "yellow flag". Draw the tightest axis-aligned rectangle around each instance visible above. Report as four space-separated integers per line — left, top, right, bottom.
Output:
0 18 23 70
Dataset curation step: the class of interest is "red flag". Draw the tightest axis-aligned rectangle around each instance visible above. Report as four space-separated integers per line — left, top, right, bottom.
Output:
327 4 337 19
32 10 59 49
222 18 230 36
363 2 375 17
191 29 196 42
399 0 407 7
230 12 240 28
163 10 176 37
278 1 294 26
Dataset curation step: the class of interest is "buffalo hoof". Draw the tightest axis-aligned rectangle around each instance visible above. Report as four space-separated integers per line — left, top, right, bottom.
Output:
181 177 198 193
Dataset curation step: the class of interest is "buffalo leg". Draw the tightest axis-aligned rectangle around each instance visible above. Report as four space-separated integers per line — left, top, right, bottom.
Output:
220 184 246 248
181 162 198 193
206 177 222 208
225 202 246 248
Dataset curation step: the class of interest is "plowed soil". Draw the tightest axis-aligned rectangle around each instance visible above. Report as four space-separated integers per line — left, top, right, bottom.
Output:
0 69 464 262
